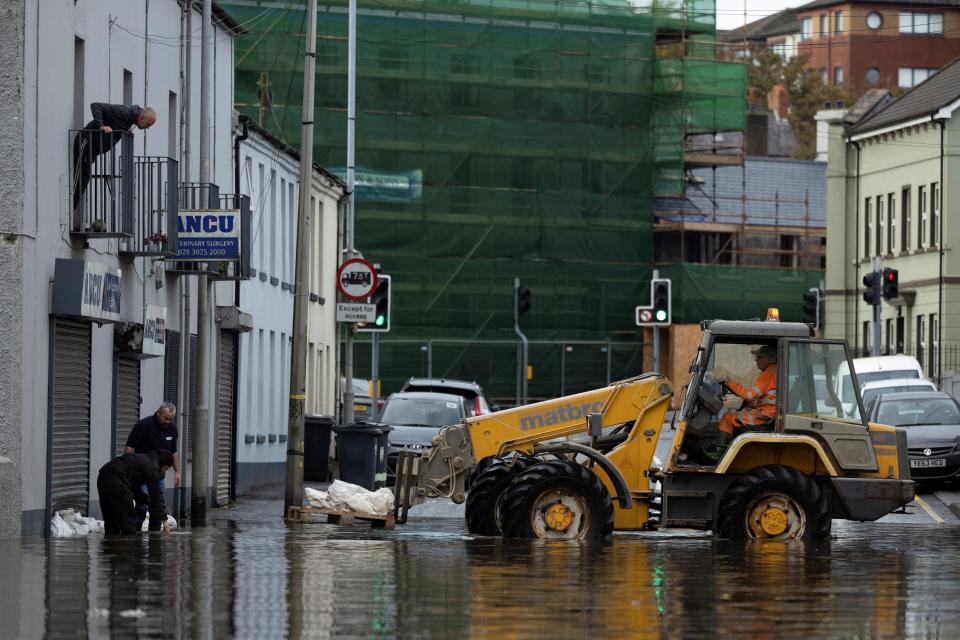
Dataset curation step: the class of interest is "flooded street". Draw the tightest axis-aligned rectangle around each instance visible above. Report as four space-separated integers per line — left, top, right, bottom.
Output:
4 506 960 639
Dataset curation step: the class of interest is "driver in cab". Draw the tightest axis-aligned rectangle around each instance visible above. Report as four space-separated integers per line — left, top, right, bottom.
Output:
710 345 778 460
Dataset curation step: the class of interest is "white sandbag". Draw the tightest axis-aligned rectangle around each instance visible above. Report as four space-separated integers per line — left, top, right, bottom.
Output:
324 480 394 516
304 486 336 510
50 509 104 537
50 512 74 537
140 513 178 532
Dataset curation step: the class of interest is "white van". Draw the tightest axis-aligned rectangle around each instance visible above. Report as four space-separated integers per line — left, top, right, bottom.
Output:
836 354 926 416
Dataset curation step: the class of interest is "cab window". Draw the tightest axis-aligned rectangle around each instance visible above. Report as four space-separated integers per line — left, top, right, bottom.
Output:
787 342 861 423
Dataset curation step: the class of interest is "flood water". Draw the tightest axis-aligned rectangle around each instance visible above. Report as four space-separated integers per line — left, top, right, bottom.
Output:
3 516 960 639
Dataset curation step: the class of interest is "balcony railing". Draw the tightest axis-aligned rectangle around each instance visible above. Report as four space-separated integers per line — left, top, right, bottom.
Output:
68 129 134 238
120 156 180 257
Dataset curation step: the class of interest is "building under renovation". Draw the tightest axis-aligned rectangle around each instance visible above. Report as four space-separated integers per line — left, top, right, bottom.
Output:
225 0 822 402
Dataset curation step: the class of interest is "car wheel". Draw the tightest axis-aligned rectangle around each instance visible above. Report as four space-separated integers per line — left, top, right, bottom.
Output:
716 465 831 540
464 456 532 536
500 460 614 540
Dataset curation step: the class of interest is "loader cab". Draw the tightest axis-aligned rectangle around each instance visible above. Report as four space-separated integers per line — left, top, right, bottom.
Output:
675 320 869 468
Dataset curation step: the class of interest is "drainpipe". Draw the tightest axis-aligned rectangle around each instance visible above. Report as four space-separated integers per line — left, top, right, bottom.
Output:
939 120 945 384
233 114 250 307
853 140 861 356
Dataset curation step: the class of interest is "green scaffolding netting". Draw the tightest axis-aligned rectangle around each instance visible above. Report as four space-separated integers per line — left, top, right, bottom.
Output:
224 0 788 398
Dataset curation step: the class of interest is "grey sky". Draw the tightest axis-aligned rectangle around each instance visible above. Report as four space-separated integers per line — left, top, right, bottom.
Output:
715 0 797 31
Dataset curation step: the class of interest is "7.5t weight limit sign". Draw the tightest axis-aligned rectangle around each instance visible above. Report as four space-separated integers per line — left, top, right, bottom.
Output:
336 258 377 301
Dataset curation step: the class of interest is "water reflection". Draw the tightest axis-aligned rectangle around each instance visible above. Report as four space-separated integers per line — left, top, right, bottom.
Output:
8 521 960 639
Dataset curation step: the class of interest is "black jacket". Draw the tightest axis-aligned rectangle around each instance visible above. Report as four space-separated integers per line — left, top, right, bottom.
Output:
99 452 168 530
85 103 142 132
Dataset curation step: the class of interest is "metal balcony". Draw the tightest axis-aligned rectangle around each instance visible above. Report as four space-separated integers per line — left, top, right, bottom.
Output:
120 156 180 257
68 129 134 238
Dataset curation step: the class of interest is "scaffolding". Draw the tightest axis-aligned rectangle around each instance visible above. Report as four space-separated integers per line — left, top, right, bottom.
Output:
225 0 770 398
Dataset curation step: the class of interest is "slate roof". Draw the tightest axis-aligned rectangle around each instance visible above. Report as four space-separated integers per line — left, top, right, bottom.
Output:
719 9 800 41
798 0 960 10
848 56 960 135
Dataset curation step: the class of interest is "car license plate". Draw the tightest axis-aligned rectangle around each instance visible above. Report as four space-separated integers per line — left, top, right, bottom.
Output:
354 404 367 412
910 458 947 468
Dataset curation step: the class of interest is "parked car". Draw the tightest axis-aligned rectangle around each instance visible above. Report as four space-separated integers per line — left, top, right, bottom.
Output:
400 377 492 416
835 354 926 416
860 378 937 413
866 390 960 483
349 378 373 422
381 391 469 484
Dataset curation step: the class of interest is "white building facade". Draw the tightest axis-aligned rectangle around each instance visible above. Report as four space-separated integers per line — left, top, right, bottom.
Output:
0 0 244 537
235 124 344 492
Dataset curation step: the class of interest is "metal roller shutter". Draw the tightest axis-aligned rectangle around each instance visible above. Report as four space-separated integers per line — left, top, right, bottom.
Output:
215 332 237 505
164 329 181 408
114 357 141 457
49 318 92 514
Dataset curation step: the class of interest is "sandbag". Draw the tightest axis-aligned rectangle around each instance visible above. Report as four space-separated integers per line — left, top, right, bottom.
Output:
306 480 394 516
50 509 105 537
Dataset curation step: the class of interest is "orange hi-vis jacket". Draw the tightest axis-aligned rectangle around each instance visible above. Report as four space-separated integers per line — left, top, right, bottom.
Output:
719 364 778 434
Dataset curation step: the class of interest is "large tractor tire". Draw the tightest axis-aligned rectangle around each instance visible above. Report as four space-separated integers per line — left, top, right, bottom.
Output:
500 460 614 540
465 457 532 536
716 465 831 540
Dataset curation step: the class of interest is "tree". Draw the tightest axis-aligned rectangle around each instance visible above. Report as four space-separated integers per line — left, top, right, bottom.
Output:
743 48 853 160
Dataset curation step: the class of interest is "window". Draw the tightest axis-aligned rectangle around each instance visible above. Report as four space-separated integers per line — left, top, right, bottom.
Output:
900 12 944 34
834 66 844 85
787 342 859 422
888 193 896 254
930 313 939 378
771 42 788 60
875 195 883 257
73 38 85 128
932 182 940 247
885 319 895 355
901 187 911 251
863 321 871 357
865 68 881 86
916 315 926 375
899 67 938 88
864 197 872 258
835 11 844 34
801 17 813 40
820 14 828 37
918 185 927 248
866 12 883 30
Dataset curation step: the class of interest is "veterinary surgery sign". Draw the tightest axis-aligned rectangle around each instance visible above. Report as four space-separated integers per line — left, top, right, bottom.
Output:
174 209 241 260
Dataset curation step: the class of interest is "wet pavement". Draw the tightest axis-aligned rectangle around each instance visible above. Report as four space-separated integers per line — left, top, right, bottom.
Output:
4 481 960 640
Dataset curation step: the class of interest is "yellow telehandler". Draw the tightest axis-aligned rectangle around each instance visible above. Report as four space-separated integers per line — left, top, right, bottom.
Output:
393 318 915 540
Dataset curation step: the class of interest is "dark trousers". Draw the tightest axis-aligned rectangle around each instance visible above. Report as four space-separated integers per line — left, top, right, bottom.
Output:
97 471 141 535
71 130 121 211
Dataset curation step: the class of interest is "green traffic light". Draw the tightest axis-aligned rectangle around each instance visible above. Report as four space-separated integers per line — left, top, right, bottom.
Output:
655 309 667 322
375 315 385 327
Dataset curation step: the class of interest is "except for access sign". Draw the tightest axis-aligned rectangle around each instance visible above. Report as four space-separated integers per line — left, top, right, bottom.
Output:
336 257 378 300
336 303 376 323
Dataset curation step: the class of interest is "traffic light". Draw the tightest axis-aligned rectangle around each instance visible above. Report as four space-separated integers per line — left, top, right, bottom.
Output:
802 288 820 328
516 285 531 316
862 271 881 306
651 279 671 326
357 275 391 332
882 268 899 300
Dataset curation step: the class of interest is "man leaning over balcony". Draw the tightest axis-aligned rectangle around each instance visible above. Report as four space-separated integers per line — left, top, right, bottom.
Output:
71 103 157 213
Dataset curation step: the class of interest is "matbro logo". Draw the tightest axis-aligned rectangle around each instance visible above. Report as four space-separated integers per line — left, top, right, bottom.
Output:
519 401 605 431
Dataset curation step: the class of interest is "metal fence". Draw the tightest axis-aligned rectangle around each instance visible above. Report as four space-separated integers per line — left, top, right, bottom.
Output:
121 156 179 256
68 129 134 237
347 338 645 407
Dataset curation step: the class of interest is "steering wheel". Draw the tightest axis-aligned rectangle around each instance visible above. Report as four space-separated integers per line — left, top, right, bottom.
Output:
697 385 726 416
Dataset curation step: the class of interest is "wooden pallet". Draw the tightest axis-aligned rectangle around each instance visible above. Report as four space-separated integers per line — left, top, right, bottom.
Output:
286 505 396 530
